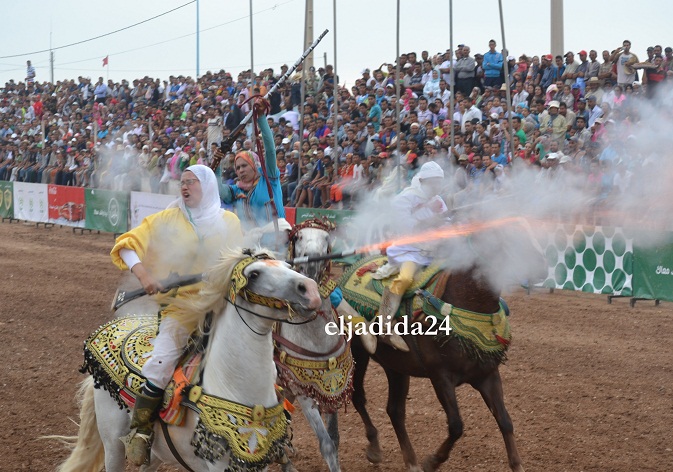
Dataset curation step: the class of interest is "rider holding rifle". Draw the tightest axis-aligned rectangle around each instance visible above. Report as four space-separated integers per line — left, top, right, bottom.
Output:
110 165 242 466
213 98 292 247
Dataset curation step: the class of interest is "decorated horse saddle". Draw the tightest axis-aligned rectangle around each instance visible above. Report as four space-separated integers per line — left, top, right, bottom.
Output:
339 255 444 320
81 314 291 470
339 255 512 361
80 314 202 426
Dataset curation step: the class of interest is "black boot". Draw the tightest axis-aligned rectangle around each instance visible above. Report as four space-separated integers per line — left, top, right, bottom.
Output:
121 388 163 466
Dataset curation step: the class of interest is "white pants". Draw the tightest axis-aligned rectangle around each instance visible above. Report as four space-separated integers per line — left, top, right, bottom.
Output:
141 317 192 390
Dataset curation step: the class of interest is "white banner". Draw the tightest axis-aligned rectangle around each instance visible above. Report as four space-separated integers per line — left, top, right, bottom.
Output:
13 183 49 223
129 191 176 228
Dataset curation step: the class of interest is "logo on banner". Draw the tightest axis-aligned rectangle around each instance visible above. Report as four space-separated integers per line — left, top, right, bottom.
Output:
108 198 120 227
1 189 10 211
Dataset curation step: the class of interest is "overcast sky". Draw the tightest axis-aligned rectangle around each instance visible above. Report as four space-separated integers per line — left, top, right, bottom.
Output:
0 0 668 87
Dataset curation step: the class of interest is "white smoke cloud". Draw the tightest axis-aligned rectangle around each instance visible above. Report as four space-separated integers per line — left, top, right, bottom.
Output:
337 88 673 291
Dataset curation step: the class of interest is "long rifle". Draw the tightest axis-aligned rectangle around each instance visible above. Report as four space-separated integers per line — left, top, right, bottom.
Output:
211 29 330 171
111 272 203 311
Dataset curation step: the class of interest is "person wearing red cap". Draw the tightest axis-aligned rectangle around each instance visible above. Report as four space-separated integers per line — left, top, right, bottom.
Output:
576 51 590 92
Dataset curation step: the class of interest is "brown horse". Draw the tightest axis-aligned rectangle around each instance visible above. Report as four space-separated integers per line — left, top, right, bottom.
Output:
345 223 547 472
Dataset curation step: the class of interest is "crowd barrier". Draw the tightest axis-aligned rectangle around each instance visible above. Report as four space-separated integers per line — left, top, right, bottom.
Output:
1 182 670 304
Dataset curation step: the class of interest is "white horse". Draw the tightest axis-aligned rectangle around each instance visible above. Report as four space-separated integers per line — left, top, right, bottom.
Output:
55 248 322 472
276 220 376 472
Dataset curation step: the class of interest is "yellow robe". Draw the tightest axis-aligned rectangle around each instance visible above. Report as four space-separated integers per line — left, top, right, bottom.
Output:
111 207 242 329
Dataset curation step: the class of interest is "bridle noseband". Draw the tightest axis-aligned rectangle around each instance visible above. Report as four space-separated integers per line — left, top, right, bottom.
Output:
226 250 318 336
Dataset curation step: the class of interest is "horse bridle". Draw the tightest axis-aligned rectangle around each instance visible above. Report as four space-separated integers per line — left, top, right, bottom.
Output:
226 251 318 336
287 217 337 298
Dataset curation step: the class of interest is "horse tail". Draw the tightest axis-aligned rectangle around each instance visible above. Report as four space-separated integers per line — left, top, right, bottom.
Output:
50 377 105 472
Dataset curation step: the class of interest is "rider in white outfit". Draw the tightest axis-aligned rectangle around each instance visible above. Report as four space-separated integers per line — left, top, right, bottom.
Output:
377 161 448 350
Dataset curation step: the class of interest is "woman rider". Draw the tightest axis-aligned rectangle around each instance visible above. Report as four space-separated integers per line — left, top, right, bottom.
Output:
216 99 291 249
111 165 242 466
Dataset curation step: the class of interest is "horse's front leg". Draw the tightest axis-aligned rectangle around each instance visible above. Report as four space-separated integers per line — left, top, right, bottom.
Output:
474 369 525 472
297 395 340 472
384 369 421 472
422 373 463 472
351 338 382 464
325 411 340 450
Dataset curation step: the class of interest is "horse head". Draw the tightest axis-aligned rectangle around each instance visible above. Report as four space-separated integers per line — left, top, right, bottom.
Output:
289 218 336 282
229 249 322 319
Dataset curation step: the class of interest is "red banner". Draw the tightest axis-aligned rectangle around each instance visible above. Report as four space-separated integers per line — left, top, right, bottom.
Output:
48 185 86 227
284 206 296 226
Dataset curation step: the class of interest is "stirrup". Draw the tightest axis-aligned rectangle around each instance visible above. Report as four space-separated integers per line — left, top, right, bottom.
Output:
120 428 154 466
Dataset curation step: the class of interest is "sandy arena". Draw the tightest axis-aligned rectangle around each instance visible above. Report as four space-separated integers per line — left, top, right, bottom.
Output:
1 222 672 472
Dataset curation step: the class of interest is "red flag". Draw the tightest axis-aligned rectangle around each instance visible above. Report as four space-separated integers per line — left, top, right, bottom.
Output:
102 56 109 67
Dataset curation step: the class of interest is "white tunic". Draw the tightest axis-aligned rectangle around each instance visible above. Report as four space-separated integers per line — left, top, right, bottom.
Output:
386 187 447 266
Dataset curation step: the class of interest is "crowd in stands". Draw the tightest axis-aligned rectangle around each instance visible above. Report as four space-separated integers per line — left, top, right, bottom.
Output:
1 39 671 223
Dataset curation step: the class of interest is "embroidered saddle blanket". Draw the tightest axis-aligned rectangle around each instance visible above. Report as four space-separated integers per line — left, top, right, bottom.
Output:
339 256 512 360
338 255 443 320
80 314 202 426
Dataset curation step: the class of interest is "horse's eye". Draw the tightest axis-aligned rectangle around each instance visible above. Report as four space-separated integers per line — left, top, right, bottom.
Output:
248 270 260 280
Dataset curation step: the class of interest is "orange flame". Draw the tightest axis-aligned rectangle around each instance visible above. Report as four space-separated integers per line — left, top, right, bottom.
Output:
357 217 526 253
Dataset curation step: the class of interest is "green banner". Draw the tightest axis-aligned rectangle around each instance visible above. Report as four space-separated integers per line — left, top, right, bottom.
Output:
295 207 356 225
541 225 633 296
85 189 128 233
0 182 13 219
633 233 673 302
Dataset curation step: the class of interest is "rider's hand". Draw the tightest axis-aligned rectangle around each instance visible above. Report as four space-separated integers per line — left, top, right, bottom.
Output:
253 98 270 116
213 148 225 163
428 196 445 213
132 263 164 295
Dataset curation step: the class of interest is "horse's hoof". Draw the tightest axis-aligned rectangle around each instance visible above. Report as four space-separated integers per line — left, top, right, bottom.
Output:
281 463 299 472
422 454 440 472
408 466 423 472
365 443 382 463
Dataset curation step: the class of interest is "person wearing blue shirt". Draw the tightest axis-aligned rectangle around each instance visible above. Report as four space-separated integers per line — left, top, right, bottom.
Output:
483 39 504 88
217 100 288 247
367 94 382 132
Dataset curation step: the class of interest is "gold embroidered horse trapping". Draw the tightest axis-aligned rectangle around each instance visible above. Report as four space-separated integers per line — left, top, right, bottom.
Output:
185 385 289 471
339 256 512 361
80 314 201 426
339 255 442 320
274 342 354 414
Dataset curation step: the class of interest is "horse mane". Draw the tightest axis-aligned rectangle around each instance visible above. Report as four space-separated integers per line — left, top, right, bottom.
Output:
171 246 274 334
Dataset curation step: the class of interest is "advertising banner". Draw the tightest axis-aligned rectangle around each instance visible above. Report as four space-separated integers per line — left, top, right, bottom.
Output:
13 182 49 222
0 181 13 219
284 206 296 226
48 185 86 227
295 207 356 225
85 189 129 233
541 225 633 296
632 233 673 302
129 191 176 228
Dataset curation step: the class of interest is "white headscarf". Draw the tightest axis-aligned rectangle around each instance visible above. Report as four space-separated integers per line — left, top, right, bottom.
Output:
409 161 444 197
168 164 223 234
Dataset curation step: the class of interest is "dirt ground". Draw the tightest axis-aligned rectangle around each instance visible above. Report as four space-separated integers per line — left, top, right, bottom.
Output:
1 222 672 472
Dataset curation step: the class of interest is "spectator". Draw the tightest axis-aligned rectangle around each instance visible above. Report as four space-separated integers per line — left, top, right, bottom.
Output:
483 40 504 88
